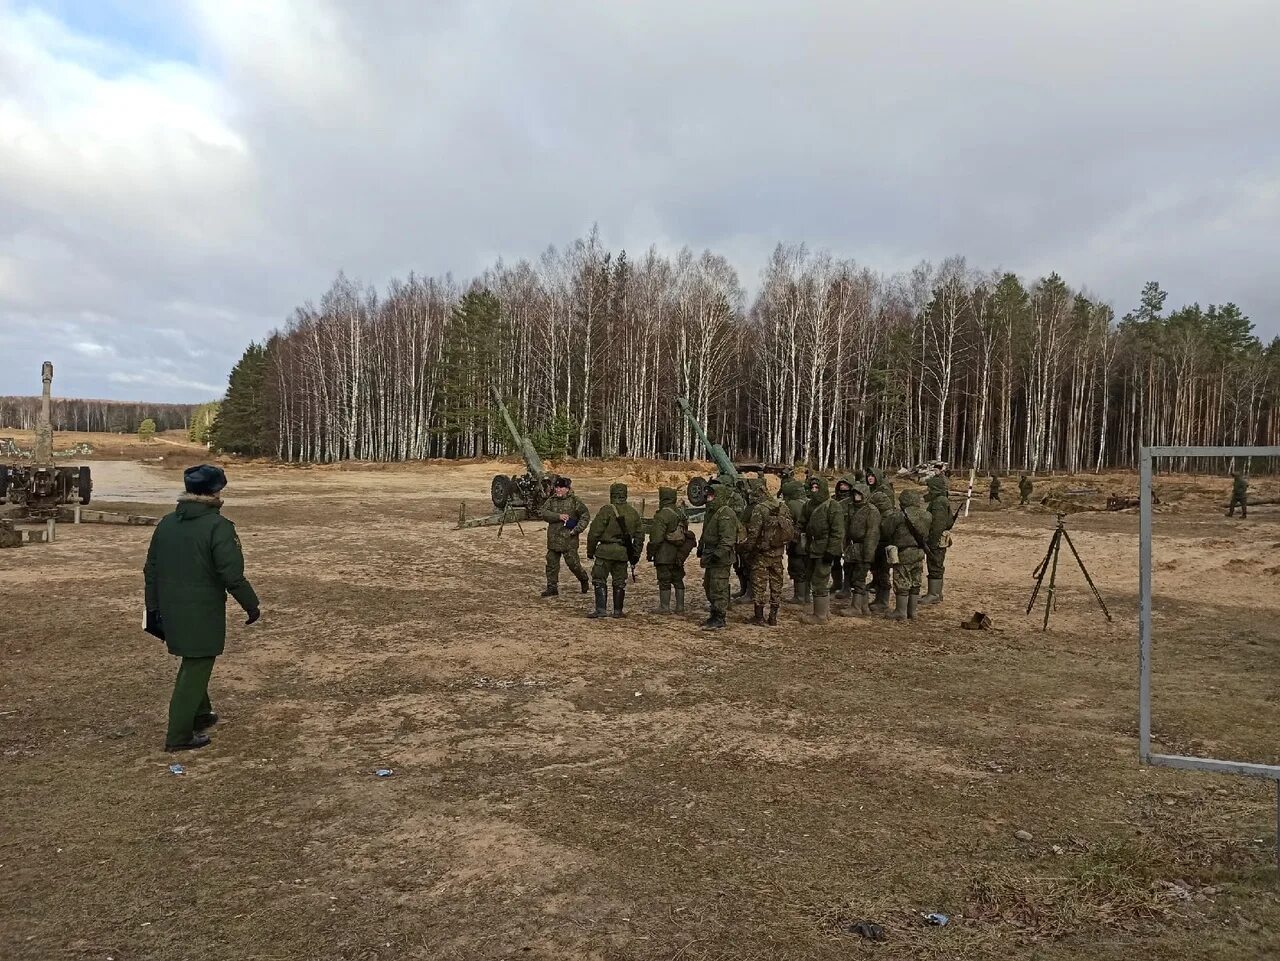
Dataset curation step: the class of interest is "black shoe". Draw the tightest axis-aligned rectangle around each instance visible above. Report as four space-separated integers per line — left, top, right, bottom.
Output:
579 576 590 594
194 712 219 731
749 603 766 626
540 585 559 598
164 733 211 752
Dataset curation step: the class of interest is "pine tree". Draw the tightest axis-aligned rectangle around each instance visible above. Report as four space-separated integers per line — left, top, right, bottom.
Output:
210 343 270 456
137 418 156 442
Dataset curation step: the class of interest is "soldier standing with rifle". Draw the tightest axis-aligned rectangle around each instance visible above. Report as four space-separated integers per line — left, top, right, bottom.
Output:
698 481 739 630
920 474 956 606
539 476 591 597
800 476 845 625
586 482 643 619
782 479 810 605
646 485 693 613
836 481 879 617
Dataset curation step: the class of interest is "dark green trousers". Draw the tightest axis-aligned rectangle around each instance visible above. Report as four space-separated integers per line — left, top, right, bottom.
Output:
167 656 215 746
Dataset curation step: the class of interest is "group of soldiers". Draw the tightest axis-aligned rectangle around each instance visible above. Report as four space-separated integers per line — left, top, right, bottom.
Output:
536 469 963 630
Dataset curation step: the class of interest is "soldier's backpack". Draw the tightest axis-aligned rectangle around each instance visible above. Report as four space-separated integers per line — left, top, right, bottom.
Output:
763 501 796 550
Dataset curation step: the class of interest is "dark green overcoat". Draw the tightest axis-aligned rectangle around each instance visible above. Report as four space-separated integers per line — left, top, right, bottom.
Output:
144 496 259 658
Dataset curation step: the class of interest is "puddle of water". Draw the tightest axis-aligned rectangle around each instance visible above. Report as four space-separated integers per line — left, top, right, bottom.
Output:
85 461 181 504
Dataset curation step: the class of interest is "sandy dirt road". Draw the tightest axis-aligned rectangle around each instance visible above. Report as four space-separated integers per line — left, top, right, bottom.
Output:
2 460 1278 960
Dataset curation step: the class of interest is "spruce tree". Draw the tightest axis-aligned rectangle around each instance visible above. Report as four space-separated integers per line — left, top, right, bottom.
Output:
210 343 270 456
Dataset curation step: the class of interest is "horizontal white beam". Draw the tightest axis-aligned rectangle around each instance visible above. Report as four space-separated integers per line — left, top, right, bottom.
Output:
1149 753 1280 781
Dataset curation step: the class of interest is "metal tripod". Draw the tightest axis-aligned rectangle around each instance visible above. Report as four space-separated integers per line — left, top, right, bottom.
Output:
1026 513 1112 630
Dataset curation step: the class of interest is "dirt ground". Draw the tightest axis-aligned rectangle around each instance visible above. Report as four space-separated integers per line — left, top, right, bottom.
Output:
2 455 1278 960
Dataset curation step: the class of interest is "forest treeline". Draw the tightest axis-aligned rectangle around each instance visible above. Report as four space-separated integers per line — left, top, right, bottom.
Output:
0 396 197 435
211 229 1280 472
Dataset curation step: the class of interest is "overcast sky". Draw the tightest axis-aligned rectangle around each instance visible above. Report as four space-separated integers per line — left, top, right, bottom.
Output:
2 0 1278 403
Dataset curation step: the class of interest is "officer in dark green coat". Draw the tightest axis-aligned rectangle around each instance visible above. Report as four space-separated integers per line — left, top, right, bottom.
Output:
539 475 591 597
586 482 643 618
144 465 260 752
920 474 955 606
1227 471 1249 518
698 481 739 630
646 485 691 613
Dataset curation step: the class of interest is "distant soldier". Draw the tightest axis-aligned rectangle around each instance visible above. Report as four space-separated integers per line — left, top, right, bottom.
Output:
989 473 1001 503
800 476 845 624
920 475 955 605
539 475 591 597
836 481 880 617
1019 473 1033 505
782 479 810 605
647 485 693 613
830 475 854 599
885 489 932 621
1227 471 1249 518
698 482 739 630
868 488 895 612
144 465 260 752
744 480 793 626
586 482 643 619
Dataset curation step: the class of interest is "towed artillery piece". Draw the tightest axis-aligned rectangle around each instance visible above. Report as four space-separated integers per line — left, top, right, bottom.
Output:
457 388 555 530
676 397 793 520
1 361 157 547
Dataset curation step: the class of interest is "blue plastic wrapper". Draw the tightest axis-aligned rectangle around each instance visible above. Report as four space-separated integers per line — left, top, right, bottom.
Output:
375 768 394 778
168 764 185 775
924 913 949 926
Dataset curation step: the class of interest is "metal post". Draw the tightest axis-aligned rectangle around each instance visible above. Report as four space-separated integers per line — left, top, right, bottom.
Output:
46 517 55 543
1138 448 1153 763
73 503 81 524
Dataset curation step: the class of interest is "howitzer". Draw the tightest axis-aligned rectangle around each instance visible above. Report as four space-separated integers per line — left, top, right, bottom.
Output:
675 397 792 509
0 362 92 519
487 387 555 515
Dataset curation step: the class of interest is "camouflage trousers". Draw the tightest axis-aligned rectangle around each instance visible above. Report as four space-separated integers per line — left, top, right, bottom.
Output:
1227 494 1248 516
704 563 732 613
546 548 587 586
892 547 925 594
871 548 891 593
655 562 686 589
926 545 947 579
807 557 833 598
750 552 784 606
592 558 630 589
843 561 872 596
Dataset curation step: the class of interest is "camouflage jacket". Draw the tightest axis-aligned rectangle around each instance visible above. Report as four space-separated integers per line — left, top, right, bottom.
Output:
888 490 932 562
541 492 590 552
804 477 846 559
843 483 880 564
699 501 739 568
587 484 643 563
925 476 954 547
646 487 689 566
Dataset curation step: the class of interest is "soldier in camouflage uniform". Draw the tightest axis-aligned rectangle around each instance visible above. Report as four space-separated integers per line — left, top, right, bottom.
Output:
885 489 932 621
835 481 880 617
989 473 1001 504
698 482 739 630
586 482 643 619
539 476 591 597
830 475 854 598
868 488 895 612
646 485 691 613
782 479 810 605
1227 471 1249 518
1019 474 1033 505
744 480 791 626
728 479 753 602
920 474 955 606
800 476 845 624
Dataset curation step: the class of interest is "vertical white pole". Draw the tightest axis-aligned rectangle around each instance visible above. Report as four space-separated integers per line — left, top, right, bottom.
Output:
1138 447 1153 763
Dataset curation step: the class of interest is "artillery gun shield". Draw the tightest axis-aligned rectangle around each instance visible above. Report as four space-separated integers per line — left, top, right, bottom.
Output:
491 474 514 510
687 475 708 507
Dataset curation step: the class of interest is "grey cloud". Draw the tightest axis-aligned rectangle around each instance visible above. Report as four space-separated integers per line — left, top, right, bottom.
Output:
1 0 1277 402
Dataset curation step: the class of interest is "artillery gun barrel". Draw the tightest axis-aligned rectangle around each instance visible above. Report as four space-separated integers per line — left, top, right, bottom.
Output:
34 361 54 466
675 397 739 480
489 387 546 481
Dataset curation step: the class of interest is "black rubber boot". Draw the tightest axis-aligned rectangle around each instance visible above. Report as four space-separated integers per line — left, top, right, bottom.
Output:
919 577 943 606
750 603 766 627
578 574 590 594
885 592 909 621
702 608 725 630
907 593 919 620
612 586 626 618
869 587 890 613
540 584 559 598
654 587 672 614
587 585 608 618
767 604 779 626
164 733 211 752
674 587 686 613
787 581 803 605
